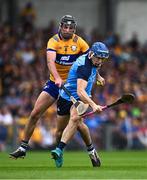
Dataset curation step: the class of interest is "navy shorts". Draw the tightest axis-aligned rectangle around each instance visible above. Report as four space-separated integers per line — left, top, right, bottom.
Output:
43 80 59 99
57 96 73 115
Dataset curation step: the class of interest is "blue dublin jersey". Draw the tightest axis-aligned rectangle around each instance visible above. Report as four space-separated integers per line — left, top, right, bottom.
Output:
60 54 97 101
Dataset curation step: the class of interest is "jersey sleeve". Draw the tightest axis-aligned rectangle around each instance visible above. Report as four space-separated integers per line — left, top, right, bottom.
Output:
46 37 58 52
78 37 89 53
77 64 92 81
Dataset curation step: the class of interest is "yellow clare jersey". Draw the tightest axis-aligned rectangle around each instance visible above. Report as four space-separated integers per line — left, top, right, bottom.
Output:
47 33 89 81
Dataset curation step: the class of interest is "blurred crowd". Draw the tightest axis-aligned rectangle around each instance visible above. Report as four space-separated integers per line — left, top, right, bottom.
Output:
0 3 147 151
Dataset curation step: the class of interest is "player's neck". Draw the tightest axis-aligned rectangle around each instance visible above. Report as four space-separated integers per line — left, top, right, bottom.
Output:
59 33 73 41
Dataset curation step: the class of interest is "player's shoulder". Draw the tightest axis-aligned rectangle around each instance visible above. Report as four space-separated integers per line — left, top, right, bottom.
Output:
73 34 89 50
72 34 79 43
48 34 60 42
76 54 87 66
73 34 85 42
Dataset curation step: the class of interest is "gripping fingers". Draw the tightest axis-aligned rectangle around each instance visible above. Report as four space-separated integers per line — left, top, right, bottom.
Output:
96 81 103 86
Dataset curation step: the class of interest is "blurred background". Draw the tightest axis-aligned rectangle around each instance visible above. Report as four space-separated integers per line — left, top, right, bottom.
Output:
0 0 147 152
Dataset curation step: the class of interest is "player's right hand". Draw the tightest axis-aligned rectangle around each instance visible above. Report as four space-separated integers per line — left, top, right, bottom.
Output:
91 104 103 113
55 77 63 87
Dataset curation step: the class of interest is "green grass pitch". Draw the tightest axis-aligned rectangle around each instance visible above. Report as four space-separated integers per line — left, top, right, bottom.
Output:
0 150 147 179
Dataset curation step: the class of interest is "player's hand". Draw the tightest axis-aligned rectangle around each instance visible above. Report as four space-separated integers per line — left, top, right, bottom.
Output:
91 104 103 113
97 76 105 86
55 77 63 87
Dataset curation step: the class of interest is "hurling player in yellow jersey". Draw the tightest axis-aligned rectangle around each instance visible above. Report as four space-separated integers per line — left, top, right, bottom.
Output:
10 15 105 167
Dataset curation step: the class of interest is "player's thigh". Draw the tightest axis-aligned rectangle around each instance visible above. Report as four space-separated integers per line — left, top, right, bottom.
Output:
33 80 59 113
33 91 55 113
56 115 70 132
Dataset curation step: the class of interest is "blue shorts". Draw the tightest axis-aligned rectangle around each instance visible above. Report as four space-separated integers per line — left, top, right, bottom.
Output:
43 80 59 99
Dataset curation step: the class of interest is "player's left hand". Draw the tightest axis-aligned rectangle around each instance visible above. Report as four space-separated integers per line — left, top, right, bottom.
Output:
55 77 63 87
96 76 105 86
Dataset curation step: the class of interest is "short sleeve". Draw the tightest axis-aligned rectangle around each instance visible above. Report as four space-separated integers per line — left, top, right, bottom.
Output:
77 62 92 81
46 38 57 52
78 37 89 53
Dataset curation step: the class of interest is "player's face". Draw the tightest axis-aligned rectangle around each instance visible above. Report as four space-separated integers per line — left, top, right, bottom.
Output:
60 24 75 40
92 56 108 67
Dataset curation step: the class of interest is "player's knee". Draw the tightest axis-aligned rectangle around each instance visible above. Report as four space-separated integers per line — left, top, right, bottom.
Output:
30 108 41 121
70 115 80 124
77 122 85 131
77 123 83 130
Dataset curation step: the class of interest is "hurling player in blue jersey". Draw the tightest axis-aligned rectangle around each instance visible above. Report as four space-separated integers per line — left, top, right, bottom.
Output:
51 42 109 168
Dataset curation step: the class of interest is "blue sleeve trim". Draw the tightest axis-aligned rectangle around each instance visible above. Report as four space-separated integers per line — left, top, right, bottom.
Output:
46 48 56 52
83 48 90 54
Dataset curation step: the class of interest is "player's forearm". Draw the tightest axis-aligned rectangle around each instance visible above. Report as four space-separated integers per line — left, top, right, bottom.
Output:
77 79 96 107
47 60 61 80
97 71 103 81
97 71 101 79
77 88 96 107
